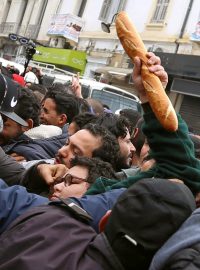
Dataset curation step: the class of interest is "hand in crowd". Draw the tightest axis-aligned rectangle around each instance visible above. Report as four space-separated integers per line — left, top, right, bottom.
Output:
132 52 168 103
168 178 184 184
71 73 83 98
37 164 68 186
10 153 26 162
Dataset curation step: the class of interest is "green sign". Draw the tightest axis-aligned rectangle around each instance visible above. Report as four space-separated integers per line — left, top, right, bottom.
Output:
33 47 86 73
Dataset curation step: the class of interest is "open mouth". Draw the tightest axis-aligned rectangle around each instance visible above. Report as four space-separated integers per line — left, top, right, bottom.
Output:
50 196 58 201
54 155 64 164
54 157 60 164
129 152 133 159
49 194 59 201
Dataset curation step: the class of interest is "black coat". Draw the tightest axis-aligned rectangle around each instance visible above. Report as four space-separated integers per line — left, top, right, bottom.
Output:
0 146 25 185
149 208 200 270
162 243 200 270
0 204 124 270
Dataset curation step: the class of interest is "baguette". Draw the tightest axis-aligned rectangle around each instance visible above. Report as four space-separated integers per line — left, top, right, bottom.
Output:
115 11 178 132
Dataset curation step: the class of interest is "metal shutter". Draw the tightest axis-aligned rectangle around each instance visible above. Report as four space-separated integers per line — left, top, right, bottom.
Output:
179 95 200 134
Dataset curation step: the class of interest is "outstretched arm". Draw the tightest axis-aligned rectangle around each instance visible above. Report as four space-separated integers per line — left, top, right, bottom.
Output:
133 52 200 195
71 73 83 98
86 52 200 196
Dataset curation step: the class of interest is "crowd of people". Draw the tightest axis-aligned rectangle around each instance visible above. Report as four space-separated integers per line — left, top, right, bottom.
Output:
0 52 200 269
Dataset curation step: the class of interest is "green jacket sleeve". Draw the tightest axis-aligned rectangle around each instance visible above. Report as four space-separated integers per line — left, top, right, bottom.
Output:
87 104 200 195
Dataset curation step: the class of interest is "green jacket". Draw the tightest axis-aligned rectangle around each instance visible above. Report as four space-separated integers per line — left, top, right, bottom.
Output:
87 104 200 195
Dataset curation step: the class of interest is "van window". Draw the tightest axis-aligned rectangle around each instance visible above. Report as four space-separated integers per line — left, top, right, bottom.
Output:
91 89 140 113
81 84 91 98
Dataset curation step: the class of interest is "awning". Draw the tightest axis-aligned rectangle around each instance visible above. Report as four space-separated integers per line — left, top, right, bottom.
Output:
95 66 133 77
171 78 200 97
33 47 87 74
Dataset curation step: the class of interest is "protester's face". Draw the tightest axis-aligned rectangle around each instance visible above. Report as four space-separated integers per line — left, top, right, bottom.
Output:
40 98 64 127
55 129 102 168
49 165 89 200
117 129 136 169
141 158 155 171
0 115 23 144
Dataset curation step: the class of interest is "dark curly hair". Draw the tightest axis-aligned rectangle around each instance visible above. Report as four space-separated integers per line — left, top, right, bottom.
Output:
95 112 131 139
70 156 117 184
28 84 48 95
71 112 98 130
119 108 141 132
14 87 41 127
83 123 120 171
43 88 90 124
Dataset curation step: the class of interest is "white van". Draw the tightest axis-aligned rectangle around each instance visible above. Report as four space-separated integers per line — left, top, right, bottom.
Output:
53 75 142 114
0 57 24 74
2 57 141 114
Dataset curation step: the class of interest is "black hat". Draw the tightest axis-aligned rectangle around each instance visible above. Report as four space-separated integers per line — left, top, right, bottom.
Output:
104 178 195 269
0 74 28 126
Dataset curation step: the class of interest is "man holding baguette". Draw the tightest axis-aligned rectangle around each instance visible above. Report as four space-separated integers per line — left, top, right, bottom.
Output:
86 52 200 200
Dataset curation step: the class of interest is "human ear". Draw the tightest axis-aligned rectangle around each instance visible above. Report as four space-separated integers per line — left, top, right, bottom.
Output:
22 119 33 132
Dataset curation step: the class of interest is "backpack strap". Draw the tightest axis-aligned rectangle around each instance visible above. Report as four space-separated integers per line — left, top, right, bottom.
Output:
49 197 93 224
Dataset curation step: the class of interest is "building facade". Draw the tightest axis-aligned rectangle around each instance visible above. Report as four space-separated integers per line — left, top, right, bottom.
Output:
0 0 60 60
58 0 200 133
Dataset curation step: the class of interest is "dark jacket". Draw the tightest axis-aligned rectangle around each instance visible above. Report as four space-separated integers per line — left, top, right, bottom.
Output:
0 147 25 185
0 179 48 234
149 208 200 270
0 179 124 234
1 133 67 161
86 104 200 196
0 203 124 270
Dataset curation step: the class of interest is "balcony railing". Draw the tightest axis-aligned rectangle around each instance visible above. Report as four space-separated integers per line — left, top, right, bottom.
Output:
0 22 39 40
0 22 20 34
18 24 40 39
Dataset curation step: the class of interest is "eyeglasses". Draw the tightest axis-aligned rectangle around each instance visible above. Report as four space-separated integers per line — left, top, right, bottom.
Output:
54 173 87 186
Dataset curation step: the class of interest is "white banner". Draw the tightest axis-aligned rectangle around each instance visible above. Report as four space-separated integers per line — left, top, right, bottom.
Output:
190 21 200 41
47 14 84 43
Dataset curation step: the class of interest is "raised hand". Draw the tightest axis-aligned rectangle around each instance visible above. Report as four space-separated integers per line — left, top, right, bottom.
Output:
71 72 83 98
132 52 168 103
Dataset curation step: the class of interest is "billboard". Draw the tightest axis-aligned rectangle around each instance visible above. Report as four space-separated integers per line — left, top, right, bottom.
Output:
33 47 87 73
190 21 200 41
47 14 84 43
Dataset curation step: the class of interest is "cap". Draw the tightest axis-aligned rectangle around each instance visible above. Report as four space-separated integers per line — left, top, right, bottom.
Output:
0 74 28 126
104 178 196 268
12 73 26 87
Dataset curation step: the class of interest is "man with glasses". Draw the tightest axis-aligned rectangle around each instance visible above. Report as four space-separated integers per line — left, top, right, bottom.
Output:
49 156 116 200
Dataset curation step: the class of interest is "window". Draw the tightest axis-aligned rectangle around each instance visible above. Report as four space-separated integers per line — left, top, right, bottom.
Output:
151 0 170 24
78 0 87 17
99 0 112 21
116 0 126 13
91 89 140 113
81 84 91 98
99 0 126 22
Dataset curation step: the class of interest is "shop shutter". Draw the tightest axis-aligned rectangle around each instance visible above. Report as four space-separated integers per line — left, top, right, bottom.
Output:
179 95 200 134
